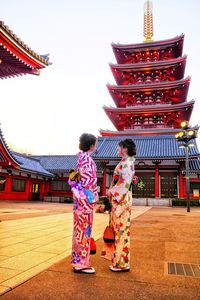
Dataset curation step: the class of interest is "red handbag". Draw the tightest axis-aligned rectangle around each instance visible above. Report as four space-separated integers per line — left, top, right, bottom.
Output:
103 213 115 244
90 237 96 255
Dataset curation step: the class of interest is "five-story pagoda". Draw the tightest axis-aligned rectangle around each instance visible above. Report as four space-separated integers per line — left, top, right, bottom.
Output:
94 0 200 200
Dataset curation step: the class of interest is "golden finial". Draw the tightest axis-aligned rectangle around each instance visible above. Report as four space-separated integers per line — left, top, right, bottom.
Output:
143 0 154 42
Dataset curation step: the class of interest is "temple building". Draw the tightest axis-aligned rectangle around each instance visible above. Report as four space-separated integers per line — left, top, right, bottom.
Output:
0 21 53 201
93 0 200 199
1 1 200 202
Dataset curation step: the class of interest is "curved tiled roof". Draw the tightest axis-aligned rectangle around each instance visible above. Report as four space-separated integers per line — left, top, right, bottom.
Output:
111 34 184 50
33 155 104 173
93 135 200 160
12 153 53 176
189 159 200 172
0 21 50 66
0 126 20 167
33 155 78 172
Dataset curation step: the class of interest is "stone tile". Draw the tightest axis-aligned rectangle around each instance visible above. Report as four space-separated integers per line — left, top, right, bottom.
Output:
0 243 41 257
0 285 11 296
1 252 69 290
0 237 29 248
0 251 57 271
0 256 9 262
24 235 67 246
0 267 21 283
33 238 72 254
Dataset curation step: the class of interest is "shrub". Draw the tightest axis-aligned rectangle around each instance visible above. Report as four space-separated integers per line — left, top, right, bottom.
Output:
172 198 200 206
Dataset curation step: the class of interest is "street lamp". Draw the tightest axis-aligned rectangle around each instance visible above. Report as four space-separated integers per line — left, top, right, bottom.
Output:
175 121 198 212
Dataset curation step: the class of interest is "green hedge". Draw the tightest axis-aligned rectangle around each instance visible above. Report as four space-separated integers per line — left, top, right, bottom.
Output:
172 198 200 206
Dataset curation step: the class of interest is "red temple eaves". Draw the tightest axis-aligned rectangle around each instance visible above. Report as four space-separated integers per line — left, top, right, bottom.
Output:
0 21 51 79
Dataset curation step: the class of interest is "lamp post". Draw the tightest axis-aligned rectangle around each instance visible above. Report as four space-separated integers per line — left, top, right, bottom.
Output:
175 121 198 212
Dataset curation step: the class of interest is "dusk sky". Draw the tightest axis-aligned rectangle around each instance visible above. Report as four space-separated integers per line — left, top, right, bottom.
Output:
1 0 200 154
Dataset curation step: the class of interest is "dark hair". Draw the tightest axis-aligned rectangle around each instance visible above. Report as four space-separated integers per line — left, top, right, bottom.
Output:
79 133 97 152
118 138 136 156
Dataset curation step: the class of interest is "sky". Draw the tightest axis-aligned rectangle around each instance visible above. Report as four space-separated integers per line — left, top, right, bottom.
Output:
1 0 200 155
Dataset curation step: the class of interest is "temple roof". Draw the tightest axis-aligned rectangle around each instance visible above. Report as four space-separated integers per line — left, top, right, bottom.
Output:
0 126 53 176
110 56 186 85
32 155 78 172
110 56 186 71
104 100 194 114
0 21 51 79
32 155 104 173
104 101 194 131
99 128 184 137
12 153 53 177
189 158 200 174
112 34 184 50
0 127 20 169
112 34 184 64
93 135 200 161
107 77 190 92
107 77 190 107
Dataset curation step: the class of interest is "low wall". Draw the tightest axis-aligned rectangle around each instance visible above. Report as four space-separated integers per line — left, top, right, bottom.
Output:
44 196 60 203
133 198 172 207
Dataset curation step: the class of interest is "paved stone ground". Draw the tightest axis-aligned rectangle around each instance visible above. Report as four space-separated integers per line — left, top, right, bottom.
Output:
0 202 200 299
0 201 150 298
0 201 73 221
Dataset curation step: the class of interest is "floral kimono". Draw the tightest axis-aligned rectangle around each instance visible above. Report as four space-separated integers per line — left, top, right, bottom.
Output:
109 156 135 269
71 151 98 269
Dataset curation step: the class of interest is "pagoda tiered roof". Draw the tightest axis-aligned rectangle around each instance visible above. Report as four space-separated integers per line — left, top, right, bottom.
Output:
110 56 186 85
112 34 184 64
0 21 51 79
104 101 194 131
107 77 190 107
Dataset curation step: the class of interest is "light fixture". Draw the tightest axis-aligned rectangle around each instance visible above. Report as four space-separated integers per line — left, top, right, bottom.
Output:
180 120 189 129
175 131 184 139
187 130 195 136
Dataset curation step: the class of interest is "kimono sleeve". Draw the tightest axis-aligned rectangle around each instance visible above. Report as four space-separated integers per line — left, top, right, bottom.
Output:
79 158 98 201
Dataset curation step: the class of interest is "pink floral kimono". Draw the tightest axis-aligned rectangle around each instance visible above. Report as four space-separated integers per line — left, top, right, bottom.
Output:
71 151 98 269
103 156 135 269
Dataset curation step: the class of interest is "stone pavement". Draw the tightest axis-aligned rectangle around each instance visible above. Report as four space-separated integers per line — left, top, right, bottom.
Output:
1 206 200 300
0 204 151 297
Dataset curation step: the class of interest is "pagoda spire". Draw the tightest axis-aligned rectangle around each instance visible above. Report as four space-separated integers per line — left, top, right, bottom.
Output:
143 0 154 42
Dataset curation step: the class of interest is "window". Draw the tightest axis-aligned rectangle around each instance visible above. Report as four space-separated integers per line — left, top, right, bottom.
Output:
12 179 26 192
0 177 6 191
52 181 70 191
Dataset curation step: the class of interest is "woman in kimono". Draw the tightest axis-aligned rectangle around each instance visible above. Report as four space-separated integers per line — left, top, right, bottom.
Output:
107 138 136 272
70 133 99 274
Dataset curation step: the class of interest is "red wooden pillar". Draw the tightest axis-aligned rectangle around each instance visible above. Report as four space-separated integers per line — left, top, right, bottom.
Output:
40 181 46 201
155 164 160 198
5 175 12 200
25 176 31 201
102 164 107 196
5 176 12 191
179 168 184 198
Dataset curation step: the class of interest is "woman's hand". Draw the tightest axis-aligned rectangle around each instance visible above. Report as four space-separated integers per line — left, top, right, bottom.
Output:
107 189 113 202
107 189 111 197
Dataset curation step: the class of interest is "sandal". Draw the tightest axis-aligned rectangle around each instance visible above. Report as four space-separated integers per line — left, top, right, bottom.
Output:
109 265 130 272
73 267 95 274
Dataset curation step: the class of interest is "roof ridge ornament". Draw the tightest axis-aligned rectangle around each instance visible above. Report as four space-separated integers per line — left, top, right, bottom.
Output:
143 0 154 42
